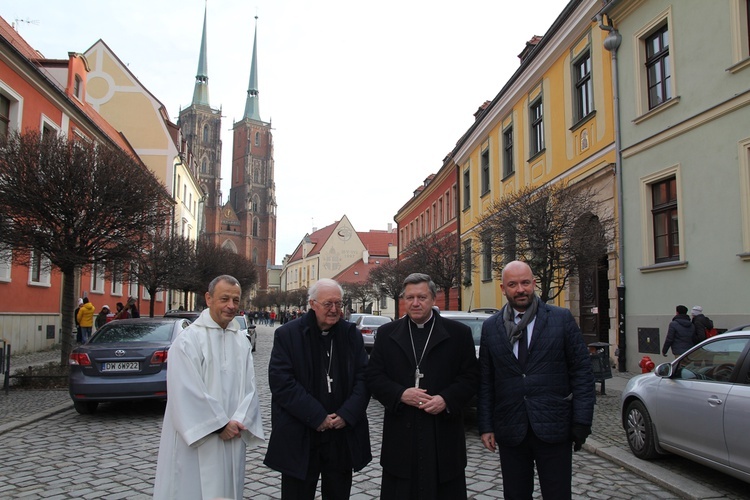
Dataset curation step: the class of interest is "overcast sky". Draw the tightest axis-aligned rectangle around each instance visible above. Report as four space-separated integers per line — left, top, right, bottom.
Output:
2 0 569 263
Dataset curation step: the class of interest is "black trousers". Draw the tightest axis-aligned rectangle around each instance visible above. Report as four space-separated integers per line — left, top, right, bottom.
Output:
281 440 352 500
497 429 572 500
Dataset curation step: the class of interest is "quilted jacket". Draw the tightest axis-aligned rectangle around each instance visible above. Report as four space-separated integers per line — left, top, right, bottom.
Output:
477 301 595 446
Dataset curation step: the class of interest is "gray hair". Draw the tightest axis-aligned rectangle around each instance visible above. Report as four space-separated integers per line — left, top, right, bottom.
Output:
208 275 241 295
308 278 343 301
401 273 437 298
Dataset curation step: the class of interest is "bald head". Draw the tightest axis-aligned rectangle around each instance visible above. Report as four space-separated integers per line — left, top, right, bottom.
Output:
501 261 536 312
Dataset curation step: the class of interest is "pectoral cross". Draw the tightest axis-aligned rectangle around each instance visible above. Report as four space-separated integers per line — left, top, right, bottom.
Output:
414 368 424 388
326 375 333 394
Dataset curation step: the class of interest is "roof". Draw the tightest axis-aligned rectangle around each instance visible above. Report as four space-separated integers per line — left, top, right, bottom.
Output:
287 221 337 262
0 17 40 60
333 258 389 285
358 230 396 256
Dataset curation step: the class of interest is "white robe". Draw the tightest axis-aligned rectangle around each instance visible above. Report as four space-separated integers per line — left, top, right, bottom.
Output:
153 310 264 500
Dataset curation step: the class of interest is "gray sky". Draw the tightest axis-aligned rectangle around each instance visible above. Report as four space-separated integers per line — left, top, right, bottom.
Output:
2 0 568 263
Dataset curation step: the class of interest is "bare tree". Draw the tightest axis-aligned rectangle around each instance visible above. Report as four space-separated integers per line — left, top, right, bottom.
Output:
127 233 194 317
190 239 258 307
476 181 615 303
0 130 172 363
367 259 416 319
401 232 461 310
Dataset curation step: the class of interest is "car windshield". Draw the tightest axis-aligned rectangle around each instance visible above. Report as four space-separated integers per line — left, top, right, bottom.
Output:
235 316 247 328
91 322 175 343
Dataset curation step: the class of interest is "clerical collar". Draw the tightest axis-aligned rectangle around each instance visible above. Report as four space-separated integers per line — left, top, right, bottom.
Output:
410 312 434 329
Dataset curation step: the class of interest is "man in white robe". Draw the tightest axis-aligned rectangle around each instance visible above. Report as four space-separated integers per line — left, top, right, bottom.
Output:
153 275 264 500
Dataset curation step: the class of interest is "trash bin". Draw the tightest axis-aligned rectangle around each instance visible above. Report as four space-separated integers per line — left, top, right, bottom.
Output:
588 342 612 395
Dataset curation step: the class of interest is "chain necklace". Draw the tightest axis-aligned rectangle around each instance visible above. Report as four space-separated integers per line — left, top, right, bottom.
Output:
408 317 435 388
324 341 334 394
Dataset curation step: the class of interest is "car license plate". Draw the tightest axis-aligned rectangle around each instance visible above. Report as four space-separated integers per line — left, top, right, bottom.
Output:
102 361 139 372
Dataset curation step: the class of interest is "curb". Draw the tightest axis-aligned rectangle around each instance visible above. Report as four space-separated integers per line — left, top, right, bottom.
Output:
0 402 72 436
585 437 717 500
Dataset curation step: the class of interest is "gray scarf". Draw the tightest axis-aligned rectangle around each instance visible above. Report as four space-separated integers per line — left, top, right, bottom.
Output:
503 294 539 345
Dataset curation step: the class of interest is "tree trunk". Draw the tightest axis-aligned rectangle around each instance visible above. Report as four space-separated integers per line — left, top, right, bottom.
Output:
60 269 77 365
443 288 451 311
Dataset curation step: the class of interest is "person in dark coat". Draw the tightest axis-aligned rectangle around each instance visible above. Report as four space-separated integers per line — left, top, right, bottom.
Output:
690 305 714 343
662 305 696 357
264 278 371 499
478 260 595 500
366 273 479 500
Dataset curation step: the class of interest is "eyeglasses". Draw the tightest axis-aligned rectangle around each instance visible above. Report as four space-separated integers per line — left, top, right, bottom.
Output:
312 299 344 310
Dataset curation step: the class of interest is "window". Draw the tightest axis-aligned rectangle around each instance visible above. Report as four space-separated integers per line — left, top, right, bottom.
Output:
463 169 471 210
503 126 514 178
91 261 105 292
255 131 260 146
646 25 671 109
462 239 472 284
129 263 139 298
203 125 209 143
110 261 123 296
482 236 492 281
74 75 82 99
574 51 593 121
0 94 11 139
481 148 490 195
0 247 11 282
503 227 517 266
530 98 544 156
452 185 457 217
29 250 51 286
438 198 444 226
253 248 259 264
252 217 260 237
252 194 259 212
652 177 679 262
201 158 207 174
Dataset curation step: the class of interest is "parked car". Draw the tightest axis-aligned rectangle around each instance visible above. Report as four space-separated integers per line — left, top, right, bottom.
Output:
69 317 191 415
621 331 750 483
164 309 201 322
468 307 500 315
355 314 393 351
234 314 257 352
348 313 365 325
440 310 494 357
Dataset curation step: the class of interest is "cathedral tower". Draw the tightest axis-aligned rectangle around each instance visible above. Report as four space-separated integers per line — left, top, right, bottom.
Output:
229 16 277 291
178 5 223 240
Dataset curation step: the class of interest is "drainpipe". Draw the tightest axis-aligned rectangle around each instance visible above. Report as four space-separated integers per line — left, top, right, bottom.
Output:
598 14 627 372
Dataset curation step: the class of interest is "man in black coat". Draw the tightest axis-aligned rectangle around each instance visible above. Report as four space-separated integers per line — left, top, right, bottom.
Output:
366 273 479 499
264 278 371 499
478 260 594 500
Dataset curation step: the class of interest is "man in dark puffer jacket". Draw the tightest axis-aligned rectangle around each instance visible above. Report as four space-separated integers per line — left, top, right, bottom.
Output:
478 261 594 500
662 305 696 357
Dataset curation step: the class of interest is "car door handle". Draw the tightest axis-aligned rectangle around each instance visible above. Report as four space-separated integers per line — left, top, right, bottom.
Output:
707 396 723 406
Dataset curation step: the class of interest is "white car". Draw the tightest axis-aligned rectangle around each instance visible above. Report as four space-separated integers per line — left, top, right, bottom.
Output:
440 310 494 358
621 331 750 483
234 315 257 352
355 314 392 352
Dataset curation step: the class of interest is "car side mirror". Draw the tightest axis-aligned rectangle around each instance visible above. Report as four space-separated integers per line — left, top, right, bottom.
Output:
655 363 672 378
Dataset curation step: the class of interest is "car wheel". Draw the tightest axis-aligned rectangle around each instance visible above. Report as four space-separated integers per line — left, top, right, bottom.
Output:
73 401 99 415
624 400 658 459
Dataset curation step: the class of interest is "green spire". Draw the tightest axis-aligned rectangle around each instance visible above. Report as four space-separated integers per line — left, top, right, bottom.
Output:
192 5 210 106
243 17 261 121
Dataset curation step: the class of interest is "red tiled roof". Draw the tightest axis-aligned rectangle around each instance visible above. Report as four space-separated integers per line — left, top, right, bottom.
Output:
287 221 338 263
358 230 396 256
333 258 389 285
0 16 41 61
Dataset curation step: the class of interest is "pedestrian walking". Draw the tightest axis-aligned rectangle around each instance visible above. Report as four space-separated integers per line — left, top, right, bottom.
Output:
662 305 696 357
76 297 95 343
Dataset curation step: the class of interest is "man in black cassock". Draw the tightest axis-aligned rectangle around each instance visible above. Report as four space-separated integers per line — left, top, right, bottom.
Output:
366 273 479 499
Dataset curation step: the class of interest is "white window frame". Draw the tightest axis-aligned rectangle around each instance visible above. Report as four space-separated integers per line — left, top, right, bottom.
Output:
90 261 105 293
0 247 12 282
28 250 51 287
739 137 750 259
729 0 750 71
129 263 139 298
633 8 678 122
0 80 23 134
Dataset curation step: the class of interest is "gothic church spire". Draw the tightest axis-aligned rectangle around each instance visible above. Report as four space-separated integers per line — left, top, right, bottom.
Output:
192 4 210 106
243 16 262 121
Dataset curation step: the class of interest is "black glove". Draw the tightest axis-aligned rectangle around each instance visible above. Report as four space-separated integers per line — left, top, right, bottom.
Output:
571 424 591 452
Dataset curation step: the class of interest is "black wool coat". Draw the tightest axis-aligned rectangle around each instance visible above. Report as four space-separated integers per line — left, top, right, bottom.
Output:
264 311 372 480
366 312 479 480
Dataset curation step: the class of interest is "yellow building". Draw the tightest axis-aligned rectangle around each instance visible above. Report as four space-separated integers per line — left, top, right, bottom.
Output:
456 0 618 347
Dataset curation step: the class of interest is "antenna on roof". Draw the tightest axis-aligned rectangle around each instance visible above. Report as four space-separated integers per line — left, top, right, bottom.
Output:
12 18 40 33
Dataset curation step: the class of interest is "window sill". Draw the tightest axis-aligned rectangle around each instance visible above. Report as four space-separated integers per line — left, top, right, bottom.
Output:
727 57 750 74
638 260 688 273
633 97 680 124
480 190 491 199
527 148 546 163
462 206 471 213
481 278 493 283
502 171 515 182
569 111 596 132
738 252 750 262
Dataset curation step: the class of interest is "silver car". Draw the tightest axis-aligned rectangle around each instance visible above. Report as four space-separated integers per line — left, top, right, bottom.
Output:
621 331 750 483
355 314 392 352
234 315 257 352
439 310 494 357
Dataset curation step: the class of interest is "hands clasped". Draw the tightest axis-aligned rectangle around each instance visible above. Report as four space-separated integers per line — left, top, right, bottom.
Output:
401 387 446 414
218 420 246 441
316 413 347 432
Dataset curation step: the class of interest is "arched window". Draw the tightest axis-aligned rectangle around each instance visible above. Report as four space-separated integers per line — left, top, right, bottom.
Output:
255 131 260 146
252 217 260 237
201 158 207 173
252 248 259 264
252 194 260 212
203 124 209 142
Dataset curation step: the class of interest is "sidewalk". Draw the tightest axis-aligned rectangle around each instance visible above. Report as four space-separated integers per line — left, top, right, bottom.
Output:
0 346 726 499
